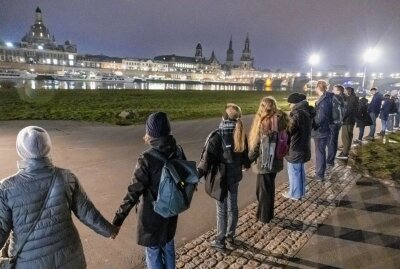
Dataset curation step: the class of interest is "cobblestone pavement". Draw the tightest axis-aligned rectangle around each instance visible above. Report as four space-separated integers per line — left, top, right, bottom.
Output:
176 163 361 269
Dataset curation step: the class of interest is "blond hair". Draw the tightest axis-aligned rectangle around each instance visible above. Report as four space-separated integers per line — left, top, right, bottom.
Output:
224 103 246 152
248 96 278 151
316 80 328 91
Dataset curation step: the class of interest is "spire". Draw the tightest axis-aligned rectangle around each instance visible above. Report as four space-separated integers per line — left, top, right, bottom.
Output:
244 33 250 53
229 35 233 50
35 6 43 23
211 50 216 59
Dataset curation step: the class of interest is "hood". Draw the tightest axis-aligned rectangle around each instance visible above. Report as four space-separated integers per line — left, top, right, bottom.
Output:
148 135 178 156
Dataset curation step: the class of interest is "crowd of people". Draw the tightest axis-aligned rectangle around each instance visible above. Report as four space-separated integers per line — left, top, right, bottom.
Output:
1 82 399 269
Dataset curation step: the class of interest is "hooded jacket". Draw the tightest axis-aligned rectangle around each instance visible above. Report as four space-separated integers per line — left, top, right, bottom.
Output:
0 158 115 269
112 135 183 247
285 100 313 163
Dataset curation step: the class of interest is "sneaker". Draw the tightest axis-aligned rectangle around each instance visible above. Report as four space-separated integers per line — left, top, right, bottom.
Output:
363 136 374 141
354 139 362 144
282 192 300 201
377 131 385 137
226 236 240 247
336 152 349 160
210 239 225 250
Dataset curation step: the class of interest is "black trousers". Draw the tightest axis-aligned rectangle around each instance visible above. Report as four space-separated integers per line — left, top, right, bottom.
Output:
256 173 277 223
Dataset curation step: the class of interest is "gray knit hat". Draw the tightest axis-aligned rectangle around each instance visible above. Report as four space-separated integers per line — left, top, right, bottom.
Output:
16 126 52 159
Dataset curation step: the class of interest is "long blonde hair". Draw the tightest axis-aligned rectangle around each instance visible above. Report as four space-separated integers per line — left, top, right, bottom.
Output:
224 103 246 153
248 96 278 151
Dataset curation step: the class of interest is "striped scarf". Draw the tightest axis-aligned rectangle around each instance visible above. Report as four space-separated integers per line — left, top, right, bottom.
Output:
219 118 237 136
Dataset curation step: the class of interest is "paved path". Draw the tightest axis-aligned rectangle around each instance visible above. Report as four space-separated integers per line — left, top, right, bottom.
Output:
174 164 364 269
0 117 296 269
1 118 391 269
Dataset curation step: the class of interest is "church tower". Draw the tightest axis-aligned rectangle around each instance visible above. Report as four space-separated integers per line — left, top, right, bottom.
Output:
195 43 203 62
240 33 254 69
226 36 234 68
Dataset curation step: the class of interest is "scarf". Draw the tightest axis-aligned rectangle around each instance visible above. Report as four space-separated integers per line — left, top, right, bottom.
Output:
219 118 237 136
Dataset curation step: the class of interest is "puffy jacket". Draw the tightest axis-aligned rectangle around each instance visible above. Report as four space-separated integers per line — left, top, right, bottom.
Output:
343 93 359 125
332 94 345 125
198 131 251 186
311 91 333 138
285 100 313 163
248 110 289 174
368 92 383 115
0 158 116 269
112 135 183 247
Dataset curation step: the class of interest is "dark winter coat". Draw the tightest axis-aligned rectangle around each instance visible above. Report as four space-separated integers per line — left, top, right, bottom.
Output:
249 110 289 174
356 98 373 128
0 158 116 269
112 135 183 247
343 93 359 125
389 97 398 114
311 91 333 138
197 131 251 186
379 98 392 121
368 92 383 115
332 94 345 125
285 100 313 163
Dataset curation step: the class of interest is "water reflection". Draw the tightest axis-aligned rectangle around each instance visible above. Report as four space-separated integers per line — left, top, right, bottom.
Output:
1 79 294 92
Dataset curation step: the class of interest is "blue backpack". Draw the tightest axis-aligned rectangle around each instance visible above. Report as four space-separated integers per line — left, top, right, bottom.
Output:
148 148 199 218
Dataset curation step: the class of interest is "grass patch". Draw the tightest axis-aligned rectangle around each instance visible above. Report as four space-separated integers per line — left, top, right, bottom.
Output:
0 87 290 125
353 132 400 183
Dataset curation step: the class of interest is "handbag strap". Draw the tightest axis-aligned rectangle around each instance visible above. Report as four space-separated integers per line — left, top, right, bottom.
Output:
10 168 59 263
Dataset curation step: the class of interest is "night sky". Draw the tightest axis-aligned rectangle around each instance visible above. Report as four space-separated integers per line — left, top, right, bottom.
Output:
1 0 400 72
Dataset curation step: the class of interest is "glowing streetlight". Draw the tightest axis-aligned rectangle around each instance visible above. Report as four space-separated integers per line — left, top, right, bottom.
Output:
362 47 381 90
5 42 13 48
37 45 44 50
308 54 320 97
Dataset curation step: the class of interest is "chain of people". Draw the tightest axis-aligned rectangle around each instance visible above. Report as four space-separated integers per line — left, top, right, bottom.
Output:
1 81 399 269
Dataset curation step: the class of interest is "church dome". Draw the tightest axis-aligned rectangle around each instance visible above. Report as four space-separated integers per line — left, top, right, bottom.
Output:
22 7 53 44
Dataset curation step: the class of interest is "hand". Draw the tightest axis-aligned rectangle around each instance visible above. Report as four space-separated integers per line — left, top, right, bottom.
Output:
111 226 120 239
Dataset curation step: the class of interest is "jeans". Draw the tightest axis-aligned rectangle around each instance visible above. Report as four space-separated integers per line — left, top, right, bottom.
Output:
387 114 395 131
145 240 175 269
341 124 354 155
381 119 387 134
394 112 400 128
216 182 239 242
313 137 329 179
327 124 341 166
358 126 365 140
368 112 377 137
287 162 306 199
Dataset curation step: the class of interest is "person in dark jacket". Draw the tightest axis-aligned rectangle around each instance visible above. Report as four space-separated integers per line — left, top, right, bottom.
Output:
393 90 400 130
337 87 359 159
283 93 312 200
365 87 383 140
386 94 398 133
311 80 333 181
0 126 117 269
327 85 346 168
198 103 251 250
248 96 289 223
112 112 184 269
355 97 373 143
379 94 393 136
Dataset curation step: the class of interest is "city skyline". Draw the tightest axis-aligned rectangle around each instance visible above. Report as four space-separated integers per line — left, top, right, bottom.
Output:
1 0 400 72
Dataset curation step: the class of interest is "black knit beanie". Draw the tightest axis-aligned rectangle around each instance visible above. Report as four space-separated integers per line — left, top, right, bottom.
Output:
146 112 171 138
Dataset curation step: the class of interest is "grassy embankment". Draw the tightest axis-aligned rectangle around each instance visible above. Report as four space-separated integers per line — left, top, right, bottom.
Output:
353 132 400 183
0 88 290 125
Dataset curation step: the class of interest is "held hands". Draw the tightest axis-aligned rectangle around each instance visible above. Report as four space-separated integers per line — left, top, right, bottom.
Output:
110 225 120 239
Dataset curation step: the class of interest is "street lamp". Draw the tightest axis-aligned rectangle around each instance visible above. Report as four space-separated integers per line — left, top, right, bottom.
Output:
5 42 13 48
362 48 380 90
308 54 320 98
